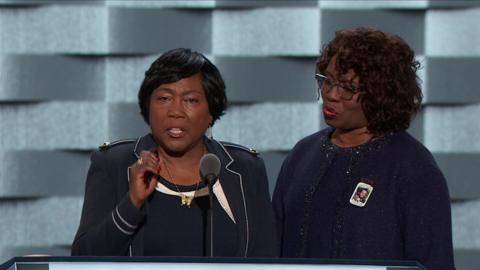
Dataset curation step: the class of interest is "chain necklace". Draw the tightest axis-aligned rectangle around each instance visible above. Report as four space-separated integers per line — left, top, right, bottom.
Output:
162 159 200 207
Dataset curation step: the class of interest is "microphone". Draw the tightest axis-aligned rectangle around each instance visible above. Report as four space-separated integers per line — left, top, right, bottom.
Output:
200 153 221 185
199 153 221 257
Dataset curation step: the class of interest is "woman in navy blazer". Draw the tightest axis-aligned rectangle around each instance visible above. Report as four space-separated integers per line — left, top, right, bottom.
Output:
72 48 276 257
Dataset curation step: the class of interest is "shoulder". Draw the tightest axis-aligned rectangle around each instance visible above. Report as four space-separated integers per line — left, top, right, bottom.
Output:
98 139 137 151
386 131 445 180
387 131 434 161
208 139 263 168
92 139 137 164
288 128 330 156
217 141 262 166
279 128 330 172
219 141 259 156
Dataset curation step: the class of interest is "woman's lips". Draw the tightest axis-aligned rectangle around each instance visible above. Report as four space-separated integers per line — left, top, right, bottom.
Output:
323 106 337 119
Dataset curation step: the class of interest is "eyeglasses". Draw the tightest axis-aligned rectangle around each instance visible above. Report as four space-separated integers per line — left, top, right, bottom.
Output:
315 73 360 101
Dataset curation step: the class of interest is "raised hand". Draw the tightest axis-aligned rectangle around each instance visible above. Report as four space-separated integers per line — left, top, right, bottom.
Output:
128 150 161 209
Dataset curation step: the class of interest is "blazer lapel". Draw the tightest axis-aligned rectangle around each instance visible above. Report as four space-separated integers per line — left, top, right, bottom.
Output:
206 138 249 257
133 134 157 158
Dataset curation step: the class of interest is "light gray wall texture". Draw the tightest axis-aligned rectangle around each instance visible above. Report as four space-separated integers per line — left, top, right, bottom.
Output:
0 0 479 269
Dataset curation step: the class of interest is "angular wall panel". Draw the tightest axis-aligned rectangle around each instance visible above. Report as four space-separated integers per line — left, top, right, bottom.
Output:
107 102 149 140
321 1 480 9
320 0 429 9
320 9 425 54
424 105 480 153
212 7 319 56
215 57 317 102
261 151 288 194
0 197 82 248
215 0 317 8
0 151 89 197
452 200 480 249
454 249 480 270
105 56 156 102
0 245 70 259
0 5 107 54
0 55 105 101
426 7 480 57
434 153 480 200
106 0 214 8
428 1 480 8
108 8 211 54
213 102 320 151
425 57 480 104
452 198 480 270
0 102 105 150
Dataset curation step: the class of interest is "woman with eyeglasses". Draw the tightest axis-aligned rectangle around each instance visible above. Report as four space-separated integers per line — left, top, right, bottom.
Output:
272 27 454 270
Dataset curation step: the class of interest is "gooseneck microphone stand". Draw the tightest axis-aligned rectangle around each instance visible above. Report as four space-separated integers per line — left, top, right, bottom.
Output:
206 175 215 257
200 153 221 257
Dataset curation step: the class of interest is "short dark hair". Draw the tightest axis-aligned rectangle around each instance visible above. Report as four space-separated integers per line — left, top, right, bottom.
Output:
317 27 423 134
138 48 227 125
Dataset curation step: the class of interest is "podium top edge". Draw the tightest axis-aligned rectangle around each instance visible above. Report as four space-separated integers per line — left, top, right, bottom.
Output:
0 256 424 269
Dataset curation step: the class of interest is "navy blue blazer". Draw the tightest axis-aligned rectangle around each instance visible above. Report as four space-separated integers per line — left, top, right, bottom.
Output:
72 134 277 257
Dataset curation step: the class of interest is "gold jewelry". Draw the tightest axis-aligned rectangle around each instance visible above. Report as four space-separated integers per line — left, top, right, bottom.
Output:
137 157 143 165
163 160 200 207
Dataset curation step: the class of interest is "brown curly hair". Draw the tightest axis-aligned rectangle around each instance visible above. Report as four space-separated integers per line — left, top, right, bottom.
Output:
317 27 422 135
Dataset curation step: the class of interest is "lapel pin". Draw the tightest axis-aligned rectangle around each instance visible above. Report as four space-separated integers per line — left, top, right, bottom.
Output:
349 181 374 207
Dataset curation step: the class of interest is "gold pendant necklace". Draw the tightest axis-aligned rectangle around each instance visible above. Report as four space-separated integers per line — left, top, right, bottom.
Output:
163 160 200 207
181 194 194 207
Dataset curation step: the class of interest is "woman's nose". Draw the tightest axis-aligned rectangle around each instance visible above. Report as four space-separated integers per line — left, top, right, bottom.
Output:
167 98 185 117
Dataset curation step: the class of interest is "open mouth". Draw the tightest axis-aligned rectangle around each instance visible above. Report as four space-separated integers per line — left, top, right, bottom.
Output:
167 128 184 138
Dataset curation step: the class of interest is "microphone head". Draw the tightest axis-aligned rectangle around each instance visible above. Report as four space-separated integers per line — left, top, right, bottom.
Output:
200 153 221 183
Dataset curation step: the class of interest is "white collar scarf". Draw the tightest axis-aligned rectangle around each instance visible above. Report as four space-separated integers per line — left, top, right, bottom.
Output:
155 179 236 224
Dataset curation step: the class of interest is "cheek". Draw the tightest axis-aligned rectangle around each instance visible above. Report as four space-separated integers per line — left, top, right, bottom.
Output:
148 106 163 121
350 108 368 125
343 102 367 122
187 107 212 126
148 105 169 129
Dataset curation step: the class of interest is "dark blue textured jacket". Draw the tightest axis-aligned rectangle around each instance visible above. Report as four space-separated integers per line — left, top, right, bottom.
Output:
273 128 454 270
72 134 277 257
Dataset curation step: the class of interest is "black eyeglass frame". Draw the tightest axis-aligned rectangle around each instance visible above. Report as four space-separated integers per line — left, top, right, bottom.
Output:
315 73 360 101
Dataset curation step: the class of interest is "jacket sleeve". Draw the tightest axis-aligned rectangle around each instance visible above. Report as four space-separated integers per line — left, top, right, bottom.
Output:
71 150 145 256
248 155 278 257
400 162 455 270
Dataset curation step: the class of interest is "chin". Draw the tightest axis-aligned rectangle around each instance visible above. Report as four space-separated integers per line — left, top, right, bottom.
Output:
324 118 339 127
163 145 189 156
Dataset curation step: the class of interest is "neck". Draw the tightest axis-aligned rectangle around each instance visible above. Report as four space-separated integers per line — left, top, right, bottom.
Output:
331 127 375 148
158 142 207 186
160 143 206 168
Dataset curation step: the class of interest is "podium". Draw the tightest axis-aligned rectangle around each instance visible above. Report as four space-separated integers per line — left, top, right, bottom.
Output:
0 256 425 270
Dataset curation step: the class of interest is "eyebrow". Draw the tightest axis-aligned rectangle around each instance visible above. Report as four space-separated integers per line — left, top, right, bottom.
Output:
324 72 358 86
154 88 203 96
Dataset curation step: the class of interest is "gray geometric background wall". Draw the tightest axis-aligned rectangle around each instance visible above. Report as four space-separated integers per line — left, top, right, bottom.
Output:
1 1 479 269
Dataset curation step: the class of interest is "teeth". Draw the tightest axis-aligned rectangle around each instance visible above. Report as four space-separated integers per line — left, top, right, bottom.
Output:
169 128 182 134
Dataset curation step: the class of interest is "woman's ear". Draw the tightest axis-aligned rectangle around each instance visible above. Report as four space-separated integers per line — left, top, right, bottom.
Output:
208 115 213 126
